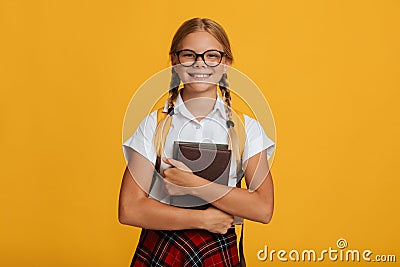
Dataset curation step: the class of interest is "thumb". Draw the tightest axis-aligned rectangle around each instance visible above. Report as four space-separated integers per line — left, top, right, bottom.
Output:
162 157 191 172
162 157 175 166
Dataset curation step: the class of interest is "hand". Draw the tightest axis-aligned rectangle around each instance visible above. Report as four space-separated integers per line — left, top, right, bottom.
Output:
162 157 208 195
201 206 234 234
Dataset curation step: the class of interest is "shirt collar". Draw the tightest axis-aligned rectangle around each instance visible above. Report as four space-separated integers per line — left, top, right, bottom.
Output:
163 90 227 120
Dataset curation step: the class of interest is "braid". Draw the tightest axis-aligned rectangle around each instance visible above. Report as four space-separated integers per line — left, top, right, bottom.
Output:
219 73 232 120
168 68 181 110
154 68 181 158
219 73 241 171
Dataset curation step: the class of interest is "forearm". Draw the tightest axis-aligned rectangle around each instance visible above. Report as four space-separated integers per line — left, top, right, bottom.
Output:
190 175 274 224
119 196 205 230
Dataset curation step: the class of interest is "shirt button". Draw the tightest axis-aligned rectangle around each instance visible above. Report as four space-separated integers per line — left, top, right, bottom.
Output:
196 125 201 129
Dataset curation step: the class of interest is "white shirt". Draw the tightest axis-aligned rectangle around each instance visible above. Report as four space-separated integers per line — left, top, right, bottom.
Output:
122 92 275 204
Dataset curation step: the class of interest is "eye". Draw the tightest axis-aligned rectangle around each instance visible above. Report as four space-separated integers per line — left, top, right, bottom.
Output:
206 53 219 58
181 52 195 58
205 51 222 61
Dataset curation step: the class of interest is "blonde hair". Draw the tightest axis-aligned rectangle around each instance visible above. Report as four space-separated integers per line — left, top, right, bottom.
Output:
154 17 241 167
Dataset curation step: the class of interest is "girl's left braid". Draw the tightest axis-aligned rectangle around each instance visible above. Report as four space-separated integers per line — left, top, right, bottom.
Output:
219 73 233 123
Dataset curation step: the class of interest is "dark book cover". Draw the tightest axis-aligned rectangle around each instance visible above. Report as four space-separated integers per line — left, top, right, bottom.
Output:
170 141 231 209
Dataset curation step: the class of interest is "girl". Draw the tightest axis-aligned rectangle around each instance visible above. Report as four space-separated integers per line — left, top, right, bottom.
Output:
119 17 275 267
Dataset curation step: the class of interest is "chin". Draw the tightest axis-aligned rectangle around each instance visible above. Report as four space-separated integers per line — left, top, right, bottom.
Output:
184 82 216 94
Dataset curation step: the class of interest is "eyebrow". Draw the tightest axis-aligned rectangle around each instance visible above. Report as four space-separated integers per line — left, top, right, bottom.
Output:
178 48 223 52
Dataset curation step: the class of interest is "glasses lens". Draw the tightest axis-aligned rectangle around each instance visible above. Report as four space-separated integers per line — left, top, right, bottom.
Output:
204 50 222 66
178 50 196 66
177 50 223 67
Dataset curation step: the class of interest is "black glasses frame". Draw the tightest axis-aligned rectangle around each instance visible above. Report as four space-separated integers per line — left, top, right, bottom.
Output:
175 49 225 67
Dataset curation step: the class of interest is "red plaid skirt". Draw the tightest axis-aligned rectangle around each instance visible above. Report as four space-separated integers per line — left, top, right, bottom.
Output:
130 227 239 267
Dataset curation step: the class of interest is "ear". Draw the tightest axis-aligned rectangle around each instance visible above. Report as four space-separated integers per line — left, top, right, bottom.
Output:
223 58 232 73
225 57 232 66
171 54 179 66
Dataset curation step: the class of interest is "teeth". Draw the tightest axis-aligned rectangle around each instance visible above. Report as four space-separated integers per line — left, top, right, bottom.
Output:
189 73 211 78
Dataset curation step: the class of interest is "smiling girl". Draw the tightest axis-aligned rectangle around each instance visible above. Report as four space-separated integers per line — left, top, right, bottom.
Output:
119 17 275 267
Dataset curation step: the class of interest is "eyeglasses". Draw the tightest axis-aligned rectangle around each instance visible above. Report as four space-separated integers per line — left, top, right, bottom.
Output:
175 49 225 67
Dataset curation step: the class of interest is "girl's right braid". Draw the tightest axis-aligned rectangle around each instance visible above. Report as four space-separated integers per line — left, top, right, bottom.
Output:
154 68 181 161
167 68 181 114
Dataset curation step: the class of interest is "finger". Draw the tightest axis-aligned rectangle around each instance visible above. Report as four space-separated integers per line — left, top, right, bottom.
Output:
164 157 184 168
162 167 172 177
164 178 179 188
167 158 192 172
162 157 175 166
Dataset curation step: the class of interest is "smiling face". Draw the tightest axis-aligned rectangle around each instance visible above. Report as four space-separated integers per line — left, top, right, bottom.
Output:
172 31 231 98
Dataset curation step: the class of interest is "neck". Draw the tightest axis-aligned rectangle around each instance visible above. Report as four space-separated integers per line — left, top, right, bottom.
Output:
180 84 218 101
180 85 218 121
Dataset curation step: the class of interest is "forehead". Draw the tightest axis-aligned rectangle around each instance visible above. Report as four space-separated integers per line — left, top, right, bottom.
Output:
178 31 224 52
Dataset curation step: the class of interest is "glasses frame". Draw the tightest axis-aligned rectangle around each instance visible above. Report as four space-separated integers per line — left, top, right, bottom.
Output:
174 49 225 67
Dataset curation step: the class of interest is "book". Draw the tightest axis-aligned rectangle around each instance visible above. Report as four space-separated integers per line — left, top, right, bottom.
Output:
170 141 231 210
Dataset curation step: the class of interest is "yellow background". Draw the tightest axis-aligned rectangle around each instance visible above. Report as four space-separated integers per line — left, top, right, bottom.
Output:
1 0 399 266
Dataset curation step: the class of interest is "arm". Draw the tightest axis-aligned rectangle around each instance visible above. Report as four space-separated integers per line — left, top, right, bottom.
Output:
118 149 234 233
163 149 274 224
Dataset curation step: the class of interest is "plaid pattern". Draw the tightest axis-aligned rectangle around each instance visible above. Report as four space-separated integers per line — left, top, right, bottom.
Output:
130 227 239 267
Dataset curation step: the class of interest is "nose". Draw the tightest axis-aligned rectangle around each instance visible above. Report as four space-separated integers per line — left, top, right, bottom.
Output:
193 54 206 67
195 54 202 61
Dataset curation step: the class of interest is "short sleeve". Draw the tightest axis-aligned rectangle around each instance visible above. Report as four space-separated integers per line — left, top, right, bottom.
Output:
242 114 276 163
122 110 158 164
